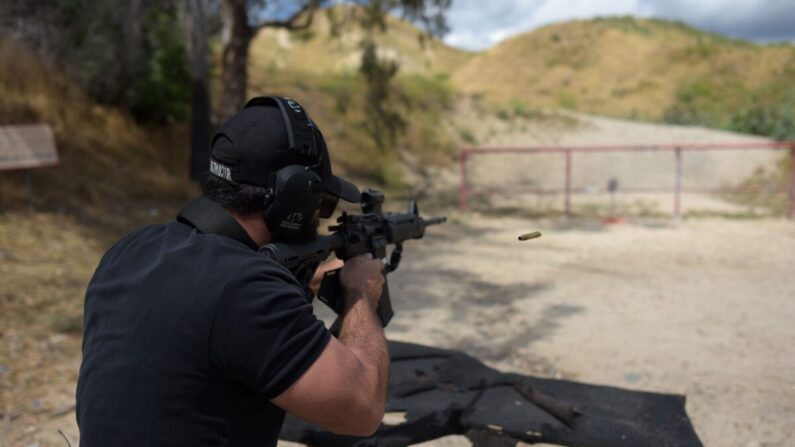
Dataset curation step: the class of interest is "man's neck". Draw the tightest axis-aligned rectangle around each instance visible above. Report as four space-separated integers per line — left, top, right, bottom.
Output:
230 211 271 246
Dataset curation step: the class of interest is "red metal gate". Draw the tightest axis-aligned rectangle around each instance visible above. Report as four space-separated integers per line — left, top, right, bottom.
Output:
459 142 795 218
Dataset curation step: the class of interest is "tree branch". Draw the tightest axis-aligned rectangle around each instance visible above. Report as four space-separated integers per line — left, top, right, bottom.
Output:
252 0 320 31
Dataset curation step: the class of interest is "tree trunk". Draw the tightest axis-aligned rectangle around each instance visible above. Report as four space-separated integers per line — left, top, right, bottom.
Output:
217 0 253 123
184 0 212 184
120 0 144 76
120 0 144 103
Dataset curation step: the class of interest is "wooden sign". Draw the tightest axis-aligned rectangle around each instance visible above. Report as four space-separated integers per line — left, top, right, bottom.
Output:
0 124 59 171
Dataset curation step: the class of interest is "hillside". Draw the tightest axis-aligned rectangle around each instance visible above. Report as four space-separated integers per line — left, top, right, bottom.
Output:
245 7 474 187
248 13 795 148
451 17 795 125
3 13 791 207
249 7 472 78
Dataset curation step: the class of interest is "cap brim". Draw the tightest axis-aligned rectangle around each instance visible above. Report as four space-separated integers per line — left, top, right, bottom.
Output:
324 175 360 203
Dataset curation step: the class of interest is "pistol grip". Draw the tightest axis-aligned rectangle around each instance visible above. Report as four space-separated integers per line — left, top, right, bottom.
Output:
318 268 393 328
317 268 345 315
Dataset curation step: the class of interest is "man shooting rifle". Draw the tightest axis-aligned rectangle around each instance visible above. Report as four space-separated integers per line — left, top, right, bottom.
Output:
76 96 440 446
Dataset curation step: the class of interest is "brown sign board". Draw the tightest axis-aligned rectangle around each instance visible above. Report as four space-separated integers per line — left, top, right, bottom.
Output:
0 124 59 171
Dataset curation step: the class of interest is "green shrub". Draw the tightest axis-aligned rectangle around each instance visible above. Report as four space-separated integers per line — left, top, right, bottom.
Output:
459 128 477 144
320 73 358 113
127 8 190 123
400 73 454 109
558 91 577 110
664 77 795 141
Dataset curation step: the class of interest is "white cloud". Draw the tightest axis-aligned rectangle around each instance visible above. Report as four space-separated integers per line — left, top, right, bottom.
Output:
442 0 795 50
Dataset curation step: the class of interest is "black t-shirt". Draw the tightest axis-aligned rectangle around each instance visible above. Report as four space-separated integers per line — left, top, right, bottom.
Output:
76 221 330 446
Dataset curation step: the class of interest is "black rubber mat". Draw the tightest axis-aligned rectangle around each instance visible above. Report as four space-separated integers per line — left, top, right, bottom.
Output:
280 341 703 447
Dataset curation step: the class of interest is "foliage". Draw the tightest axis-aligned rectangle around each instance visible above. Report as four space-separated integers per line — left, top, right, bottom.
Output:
359 38 407 151
729 90 795 141
1 0 190 123
321 1 452 170
0 36 194 227
311 68 456 187
333 0 451 36
459 128 477 144
401 73 454 108
127 7 191 122
664 79 795 141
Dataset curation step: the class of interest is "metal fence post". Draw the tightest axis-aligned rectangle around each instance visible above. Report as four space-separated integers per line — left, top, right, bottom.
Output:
459 150 468 213
564 149 572 218
674 146 683 219
789 144 795 219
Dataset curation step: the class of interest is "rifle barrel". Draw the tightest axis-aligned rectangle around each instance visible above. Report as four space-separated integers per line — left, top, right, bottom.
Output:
424 216 447 226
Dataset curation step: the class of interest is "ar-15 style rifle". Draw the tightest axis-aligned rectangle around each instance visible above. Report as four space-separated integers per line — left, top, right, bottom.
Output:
260 189 446 327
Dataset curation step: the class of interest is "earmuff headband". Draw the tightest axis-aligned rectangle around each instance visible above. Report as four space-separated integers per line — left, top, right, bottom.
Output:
243 96 319 160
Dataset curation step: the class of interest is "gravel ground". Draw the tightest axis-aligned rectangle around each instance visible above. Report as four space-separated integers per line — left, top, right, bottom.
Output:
378 215 795 447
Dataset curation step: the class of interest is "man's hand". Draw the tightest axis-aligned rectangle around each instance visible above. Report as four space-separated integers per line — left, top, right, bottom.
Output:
272 253 390 436
339 254 385 311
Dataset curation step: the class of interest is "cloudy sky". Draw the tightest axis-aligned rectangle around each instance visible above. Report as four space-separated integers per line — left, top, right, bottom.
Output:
443 0 795 50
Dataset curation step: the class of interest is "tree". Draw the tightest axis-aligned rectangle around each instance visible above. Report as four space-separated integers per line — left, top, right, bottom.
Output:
333 1 451 152
183 0 212 183
216 0 323 122
359 38 405 151
0 0 190 123
215 0 450 123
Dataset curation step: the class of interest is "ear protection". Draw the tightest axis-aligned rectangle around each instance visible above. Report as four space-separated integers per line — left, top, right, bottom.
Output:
263 165 323 238
243 96 332 239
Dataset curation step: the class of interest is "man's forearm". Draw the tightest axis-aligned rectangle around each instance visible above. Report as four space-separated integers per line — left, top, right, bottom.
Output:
338 296 390 412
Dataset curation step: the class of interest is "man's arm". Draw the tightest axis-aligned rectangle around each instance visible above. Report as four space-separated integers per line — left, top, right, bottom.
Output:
272 254 389 436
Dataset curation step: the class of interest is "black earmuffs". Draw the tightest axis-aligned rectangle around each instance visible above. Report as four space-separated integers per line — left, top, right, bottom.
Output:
243 96 332 239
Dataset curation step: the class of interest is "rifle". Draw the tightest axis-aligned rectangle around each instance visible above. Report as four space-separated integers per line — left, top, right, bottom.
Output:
260 189 446 328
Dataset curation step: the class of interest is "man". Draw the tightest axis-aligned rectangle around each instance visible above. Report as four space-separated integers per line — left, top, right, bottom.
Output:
76 97 390 446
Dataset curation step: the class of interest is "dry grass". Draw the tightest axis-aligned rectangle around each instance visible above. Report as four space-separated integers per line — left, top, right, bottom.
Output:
0 39 197 221
0 213 96 438
451 17 795 121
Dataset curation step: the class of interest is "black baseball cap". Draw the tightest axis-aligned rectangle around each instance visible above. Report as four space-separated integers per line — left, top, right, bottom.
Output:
208 97 360 204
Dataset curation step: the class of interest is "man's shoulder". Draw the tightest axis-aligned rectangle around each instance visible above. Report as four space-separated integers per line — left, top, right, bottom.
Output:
100 221 289 276
94 221 303 302
165 221 301 288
